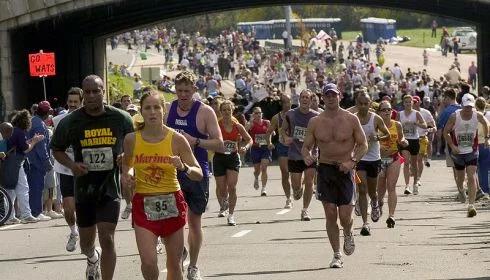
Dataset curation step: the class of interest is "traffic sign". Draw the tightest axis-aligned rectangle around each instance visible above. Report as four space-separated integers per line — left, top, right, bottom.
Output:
29 52 56 77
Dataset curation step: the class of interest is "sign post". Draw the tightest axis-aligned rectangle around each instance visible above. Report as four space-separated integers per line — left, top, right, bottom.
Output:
28 50 56 101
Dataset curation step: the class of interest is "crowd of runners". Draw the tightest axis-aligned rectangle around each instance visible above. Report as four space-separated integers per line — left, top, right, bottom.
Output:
1 25 489 280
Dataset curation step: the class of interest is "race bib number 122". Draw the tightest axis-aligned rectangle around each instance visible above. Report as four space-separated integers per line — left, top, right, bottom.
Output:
82 147 114 171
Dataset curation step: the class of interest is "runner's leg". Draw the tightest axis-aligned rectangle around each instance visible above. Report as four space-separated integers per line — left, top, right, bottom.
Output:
97 222 117 280
226 170 239 215
164 228 185 280
134 225 159 279
187 211 203 267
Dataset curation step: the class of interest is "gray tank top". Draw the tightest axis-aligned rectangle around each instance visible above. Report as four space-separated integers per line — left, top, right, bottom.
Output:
286 108 319 160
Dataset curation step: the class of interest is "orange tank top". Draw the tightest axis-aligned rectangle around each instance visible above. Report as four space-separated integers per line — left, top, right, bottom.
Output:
219 119 240 154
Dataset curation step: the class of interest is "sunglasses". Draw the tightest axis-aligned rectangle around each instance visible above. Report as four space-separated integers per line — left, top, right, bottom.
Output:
379 108 392 112
253 111 262 114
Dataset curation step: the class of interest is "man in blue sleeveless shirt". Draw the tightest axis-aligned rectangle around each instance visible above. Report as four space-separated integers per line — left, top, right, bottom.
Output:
165 71 223 280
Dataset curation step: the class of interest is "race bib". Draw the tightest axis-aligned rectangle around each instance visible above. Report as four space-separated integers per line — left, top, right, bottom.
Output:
292 126 307 142
403 122 416 137
224 140 237 154
143 194 179 221
255 134 267 146
457 133 474 148
82 147 114 171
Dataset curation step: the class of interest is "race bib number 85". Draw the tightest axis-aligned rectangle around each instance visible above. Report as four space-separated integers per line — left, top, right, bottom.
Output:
82 147 114 171
143 194 179 221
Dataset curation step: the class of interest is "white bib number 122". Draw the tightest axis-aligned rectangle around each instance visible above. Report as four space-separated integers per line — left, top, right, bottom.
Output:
82 147 114 171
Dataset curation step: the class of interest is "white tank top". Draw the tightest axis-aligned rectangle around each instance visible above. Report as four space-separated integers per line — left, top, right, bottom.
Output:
361 113 381 161
453 110 478 154
400 110 419 139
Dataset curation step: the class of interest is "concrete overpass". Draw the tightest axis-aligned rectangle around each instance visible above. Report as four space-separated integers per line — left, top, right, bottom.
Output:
1 0 490 117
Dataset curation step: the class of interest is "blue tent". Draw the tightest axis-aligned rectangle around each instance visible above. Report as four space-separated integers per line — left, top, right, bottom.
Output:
237 21 272 39
360 18 397 43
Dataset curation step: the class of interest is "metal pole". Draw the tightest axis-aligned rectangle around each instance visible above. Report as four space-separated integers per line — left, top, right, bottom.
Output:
284 6 292 49
42 76 47 101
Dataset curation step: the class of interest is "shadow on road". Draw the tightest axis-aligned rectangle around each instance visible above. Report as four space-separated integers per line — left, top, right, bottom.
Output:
206 266 327 277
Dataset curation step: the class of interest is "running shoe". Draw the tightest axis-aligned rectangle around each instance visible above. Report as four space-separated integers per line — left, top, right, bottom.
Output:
66 233 79 252
370 201 380 222
360 223 371 236
222 199 229 211
182 247 188 272
343 232 355 256
329 254 343 268
475 190 486 201
261 187 267 196
301 209 311 221
404 186 412 195
253 178 259 190
457 190 467 203
425 161 431 167
218 209 226 218
293 186 303 200
86 247 101 280
354 199 361 216
121 205 132 220
413 184 419 195
378 200 384 218
5 217 20 225
227 214 236 226
467 205 477 218
46 210 64 219
156 237 164 254
386 216 396 228
284 199 292 209
37 213 52 221
187 265 203 280
21 215 39 224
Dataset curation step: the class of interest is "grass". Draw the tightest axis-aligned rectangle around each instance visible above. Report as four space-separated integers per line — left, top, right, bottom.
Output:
342 27 455 48
107 73 175 104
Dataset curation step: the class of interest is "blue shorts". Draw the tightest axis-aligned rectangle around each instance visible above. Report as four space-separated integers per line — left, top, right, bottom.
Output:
179 175 210 215
316 163 355 206
250 146 272 164
276 142 289 158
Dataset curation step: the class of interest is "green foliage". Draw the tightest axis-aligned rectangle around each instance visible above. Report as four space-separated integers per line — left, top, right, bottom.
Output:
107 73 176 104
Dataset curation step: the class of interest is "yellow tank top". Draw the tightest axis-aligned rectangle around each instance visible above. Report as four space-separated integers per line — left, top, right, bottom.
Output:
380 120 399 153
133 129 180 194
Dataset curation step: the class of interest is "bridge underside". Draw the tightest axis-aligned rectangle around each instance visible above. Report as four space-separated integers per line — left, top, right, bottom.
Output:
5 0 490 110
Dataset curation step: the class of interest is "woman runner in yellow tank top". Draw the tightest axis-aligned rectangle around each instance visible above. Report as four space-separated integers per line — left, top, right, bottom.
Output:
122 90 202 280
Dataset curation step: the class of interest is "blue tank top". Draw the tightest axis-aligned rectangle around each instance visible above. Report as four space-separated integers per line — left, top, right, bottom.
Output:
167 100 209 177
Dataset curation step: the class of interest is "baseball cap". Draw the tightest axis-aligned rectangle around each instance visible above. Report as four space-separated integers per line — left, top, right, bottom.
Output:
37 101 52 114
126 104 138 112
423 96 431 102
412 96 421 103
462 94 475 107
322 83 340 95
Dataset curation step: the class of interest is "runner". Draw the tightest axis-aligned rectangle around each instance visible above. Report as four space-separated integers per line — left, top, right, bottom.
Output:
246 107 273 196
398 95 427 195
51 75 134 280
302 83 368 268
165 71 223 280
52 87 83 252
122 90 203 279
443 94 489 217
282 89 319 221
267 94 292 208
354 93 390 236
214 100 252 225
376 101 408 228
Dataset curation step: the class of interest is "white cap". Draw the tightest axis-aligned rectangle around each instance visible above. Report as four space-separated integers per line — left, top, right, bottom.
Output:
462 94 475 107
126 104 138 112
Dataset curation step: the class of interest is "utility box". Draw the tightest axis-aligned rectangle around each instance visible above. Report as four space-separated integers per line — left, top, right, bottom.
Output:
141 67 161 81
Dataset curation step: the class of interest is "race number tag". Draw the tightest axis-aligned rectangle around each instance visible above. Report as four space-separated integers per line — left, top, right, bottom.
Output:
143 194 179 221
255 134 268 146
224 140 237 154
403 122 416 138
457 133 473 148
81 147 114 171
292 126 307 142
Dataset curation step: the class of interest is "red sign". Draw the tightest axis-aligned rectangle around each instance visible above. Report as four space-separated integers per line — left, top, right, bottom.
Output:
29 52 56 77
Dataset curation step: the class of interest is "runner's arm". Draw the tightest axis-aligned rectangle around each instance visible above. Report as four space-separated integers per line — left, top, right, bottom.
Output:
416 111 428 129
477 112 490 143
375 115 391 141
301 118 316 166
443 113 457 150
237 123 252 149
174 131 203 181
352 115 369 161
189 106 224 152
266 115 278 145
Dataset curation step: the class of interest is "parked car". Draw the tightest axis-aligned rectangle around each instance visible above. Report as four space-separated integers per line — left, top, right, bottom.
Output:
450 27 477 52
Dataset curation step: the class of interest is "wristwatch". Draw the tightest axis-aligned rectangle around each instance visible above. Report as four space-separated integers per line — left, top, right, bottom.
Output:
351 157 359 164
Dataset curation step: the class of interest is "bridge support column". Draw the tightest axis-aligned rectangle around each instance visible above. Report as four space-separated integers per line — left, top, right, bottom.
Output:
0 29 13 119
93 37 107 101
478 22 490 91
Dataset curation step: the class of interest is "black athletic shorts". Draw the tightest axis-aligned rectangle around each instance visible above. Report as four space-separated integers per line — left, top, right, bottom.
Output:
288 159 317 173
76 197 120 228
316 163 355 206
399 139 420 156
179 176 209 215
213 153 240 177
356 160 381 178
58 173 75 198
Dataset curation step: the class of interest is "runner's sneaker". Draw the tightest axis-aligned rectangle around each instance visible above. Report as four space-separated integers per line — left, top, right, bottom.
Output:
253 178 259 190
329 253 343 268
413 184 419 195
467 205 477 218
222 199 229 211
284 198 292 209
20 215 39 224
386 216 396 228
227 214 236 226
5 217 20 225
354 199 361 216
360 223 371 236
378 200 384 218
370 200 380 222
457 190 467 203
404 185 412 195
293 186 303 200
261 187 267 196
475 190 486 201
187 265 203 280
156 237 164 254
46 210 64 219
121 205 132 220
301 209 311 221
425 161 431 167
343 232 355 256
37 213 52 221
182 247 188 272
66 233 79 252
218 209 227 218
86 247 101 280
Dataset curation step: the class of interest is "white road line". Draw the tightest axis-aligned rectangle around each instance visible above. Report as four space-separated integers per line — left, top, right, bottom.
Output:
276 209 291 215
161 260 190 273
232 230 252 238
0 224 21 231
128 53 136 70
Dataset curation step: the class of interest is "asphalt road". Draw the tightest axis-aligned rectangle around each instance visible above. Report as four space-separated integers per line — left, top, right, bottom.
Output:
1 159 489 279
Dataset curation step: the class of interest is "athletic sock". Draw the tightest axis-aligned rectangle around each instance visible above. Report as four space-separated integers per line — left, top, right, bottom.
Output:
87 249 98 263
334 252 342 258
70 225 79 236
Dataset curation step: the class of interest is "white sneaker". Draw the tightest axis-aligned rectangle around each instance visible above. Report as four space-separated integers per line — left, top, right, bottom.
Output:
37 213 52 221
86 247 101 280
413 184 419 195
467 205 477 218
66 233 79 252
5 217 20 225
227 214 236 226
20 215 39 224
187 265 203 280
218 209 227 218
121 205 131 220
404 185 412 195
284 199 292 209
46 210 64 219
329 254 343 268
156 237 164 254
253 178 259 190
261 187 267 196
